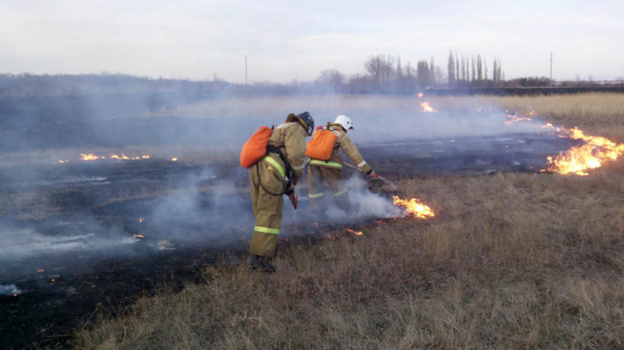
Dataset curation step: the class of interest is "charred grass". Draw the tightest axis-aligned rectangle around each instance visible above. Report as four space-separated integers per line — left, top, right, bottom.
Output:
72 93 624 349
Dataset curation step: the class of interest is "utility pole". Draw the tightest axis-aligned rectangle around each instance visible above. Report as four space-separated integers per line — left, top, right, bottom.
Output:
550 52 553 86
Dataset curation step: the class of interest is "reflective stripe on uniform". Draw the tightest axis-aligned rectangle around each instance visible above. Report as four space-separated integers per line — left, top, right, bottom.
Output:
309 159 343 169
357 160 367 168
254 226 280 235
334 188 348 197
308 192 324 199
263 156 285 179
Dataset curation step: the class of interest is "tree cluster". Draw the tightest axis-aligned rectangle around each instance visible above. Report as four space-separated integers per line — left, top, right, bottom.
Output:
447 52 503 88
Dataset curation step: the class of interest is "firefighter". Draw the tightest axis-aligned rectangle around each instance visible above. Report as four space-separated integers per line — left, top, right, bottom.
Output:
307 115 378 218
248 111 314 272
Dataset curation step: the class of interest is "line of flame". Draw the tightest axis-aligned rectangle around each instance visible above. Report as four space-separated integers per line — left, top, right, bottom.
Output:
392 196 435 219
543 127 624 176
345 228 364 236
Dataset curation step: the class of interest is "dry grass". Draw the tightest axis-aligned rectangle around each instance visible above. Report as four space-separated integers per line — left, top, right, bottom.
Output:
72 93 624 349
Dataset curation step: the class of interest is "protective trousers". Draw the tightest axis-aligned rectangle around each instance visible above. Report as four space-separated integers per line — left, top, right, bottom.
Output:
248 160 285 258
307 165 351 217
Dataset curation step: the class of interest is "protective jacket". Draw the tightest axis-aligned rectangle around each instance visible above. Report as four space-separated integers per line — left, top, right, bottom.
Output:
307 123 372 217
248 121 307 258
308 123 372 174
265 121 307 187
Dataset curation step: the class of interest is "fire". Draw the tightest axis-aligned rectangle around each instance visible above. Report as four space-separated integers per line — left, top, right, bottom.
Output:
171 158 178 162
81 153 102 161
543 127 624 176
346 228 363 236
504 113 532 125
392 196 435 219
420 102 436 113
110 153 150 160
60 153 152 163
417 92 424 98
133 234 145 239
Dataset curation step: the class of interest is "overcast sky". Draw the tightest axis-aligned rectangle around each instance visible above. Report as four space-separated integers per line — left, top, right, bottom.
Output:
1 0 622 83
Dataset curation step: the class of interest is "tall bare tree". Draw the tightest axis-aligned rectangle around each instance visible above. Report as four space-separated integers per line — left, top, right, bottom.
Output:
447 51 456 86
365 54 396 91
317 69 344 91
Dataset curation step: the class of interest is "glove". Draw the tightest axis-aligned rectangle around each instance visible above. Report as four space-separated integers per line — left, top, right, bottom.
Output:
289 193 298 210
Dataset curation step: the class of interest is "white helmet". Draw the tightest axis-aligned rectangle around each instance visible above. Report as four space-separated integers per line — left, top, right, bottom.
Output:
334 114 354 131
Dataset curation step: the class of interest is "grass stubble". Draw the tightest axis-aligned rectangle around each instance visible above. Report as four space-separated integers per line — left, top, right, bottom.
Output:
73 93 624 349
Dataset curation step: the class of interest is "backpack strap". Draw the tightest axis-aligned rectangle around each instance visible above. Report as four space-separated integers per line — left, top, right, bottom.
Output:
266 144 294 189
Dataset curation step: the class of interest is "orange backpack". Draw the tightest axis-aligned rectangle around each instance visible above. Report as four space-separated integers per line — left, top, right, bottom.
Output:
305 127 337 161
240 126 273 168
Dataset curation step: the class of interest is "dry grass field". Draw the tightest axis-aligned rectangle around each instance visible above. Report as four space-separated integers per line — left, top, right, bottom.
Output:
72 93 624 349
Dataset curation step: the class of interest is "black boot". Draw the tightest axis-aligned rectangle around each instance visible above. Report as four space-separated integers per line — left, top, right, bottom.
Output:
250 255 276 273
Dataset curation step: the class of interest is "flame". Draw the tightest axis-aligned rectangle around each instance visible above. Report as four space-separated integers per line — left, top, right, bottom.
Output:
417 92 424 98
133 234 145 239
504 113 532 125
346 228 363 236
139 218 144 223
392 196 435 219
171 157 178 162
420 102 436 113
61 153 152 163
543 127 624 176
110 153 150 160
80 153 102 161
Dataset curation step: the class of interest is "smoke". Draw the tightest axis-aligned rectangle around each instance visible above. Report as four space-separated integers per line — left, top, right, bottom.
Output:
0 90 565 284
149 165 255 240
0 283 22 296
312 175 402 221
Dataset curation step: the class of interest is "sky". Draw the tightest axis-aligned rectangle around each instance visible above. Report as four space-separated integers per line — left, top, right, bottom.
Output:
1 0 622 84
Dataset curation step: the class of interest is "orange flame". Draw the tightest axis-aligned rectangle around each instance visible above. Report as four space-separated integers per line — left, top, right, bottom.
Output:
110 153 150 160
420 102 436 113
504 113 532 125
133 234 145 239
543 127 624 176
346 228 363 236
80 153 102 161
392 196 435 219
61 153 152 163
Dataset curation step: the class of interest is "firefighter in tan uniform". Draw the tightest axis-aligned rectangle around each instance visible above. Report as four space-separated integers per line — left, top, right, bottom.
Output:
307 115 378 218
248 112 314 272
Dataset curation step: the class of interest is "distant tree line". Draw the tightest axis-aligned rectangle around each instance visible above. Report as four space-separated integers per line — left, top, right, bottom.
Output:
0 73 236 98
447 51 503 88
315 54 444 94
2 53 623 98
